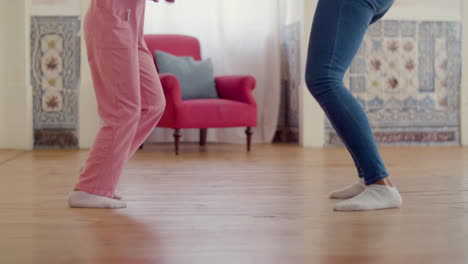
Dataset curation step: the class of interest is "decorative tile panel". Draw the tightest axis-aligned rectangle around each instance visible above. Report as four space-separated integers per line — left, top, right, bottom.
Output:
31 16 80 148
326 20 462 146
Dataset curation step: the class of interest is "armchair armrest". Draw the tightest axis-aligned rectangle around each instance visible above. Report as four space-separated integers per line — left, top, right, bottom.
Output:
159 73 183 105
215 75 256 105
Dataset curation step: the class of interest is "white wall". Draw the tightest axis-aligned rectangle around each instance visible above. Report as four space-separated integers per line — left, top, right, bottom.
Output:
300 0 324 147
0 0 33 149
300 0 465 147
0 3 8 147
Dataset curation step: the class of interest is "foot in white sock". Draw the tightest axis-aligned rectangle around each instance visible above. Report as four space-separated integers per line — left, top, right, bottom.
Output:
329 178 366 199
334 184 402 211
68 191 127 209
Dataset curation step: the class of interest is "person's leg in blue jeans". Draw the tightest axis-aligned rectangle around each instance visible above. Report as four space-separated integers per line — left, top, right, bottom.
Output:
305 0 402 211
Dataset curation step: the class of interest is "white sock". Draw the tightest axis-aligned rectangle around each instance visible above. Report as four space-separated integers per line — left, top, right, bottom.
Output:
68 191 127 209
329 178 366 199
334 184 402 211
113 193 123 200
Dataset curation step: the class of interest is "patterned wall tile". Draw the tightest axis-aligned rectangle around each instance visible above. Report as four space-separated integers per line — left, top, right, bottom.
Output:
383 21 400 37
31 16 81 148
368 22 383 37
400 21 417 37
326 20 461 146
447 22 462 41
350 76 367 93
350 58 367 74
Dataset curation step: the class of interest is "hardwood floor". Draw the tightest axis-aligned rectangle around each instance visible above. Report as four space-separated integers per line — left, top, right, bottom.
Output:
0 144 466 264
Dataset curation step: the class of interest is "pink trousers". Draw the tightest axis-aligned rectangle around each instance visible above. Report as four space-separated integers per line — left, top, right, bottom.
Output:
76 0 165 197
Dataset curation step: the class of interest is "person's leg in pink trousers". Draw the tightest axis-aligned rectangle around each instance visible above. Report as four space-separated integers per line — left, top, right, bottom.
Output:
69 0 165 208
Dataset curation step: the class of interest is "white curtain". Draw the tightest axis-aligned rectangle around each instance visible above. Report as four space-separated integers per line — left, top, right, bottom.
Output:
143 0 294 144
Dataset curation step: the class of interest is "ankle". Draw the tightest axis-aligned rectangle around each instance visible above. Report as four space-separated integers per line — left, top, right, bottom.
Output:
373 178 393 187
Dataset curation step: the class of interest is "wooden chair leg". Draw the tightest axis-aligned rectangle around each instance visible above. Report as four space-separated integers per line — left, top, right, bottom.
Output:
245 127 253 152
174 129 182 155
200 128 208 146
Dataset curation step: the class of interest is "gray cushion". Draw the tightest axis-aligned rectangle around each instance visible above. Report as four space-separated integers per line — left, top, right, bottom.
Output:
155 50 218 100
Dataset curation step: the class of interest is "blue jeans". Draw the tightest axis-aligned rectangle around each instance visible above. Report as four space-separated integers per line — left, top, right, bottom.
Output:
305 0 394 185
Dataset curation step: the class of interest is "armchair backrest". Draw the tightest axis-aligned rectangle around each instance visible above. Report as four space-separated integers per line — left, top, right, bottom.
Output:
144 34 202 71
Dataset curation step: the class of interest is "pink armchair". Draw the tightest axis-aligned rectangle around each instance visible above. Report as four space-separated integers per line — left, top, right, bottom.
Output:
144 34 257 155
